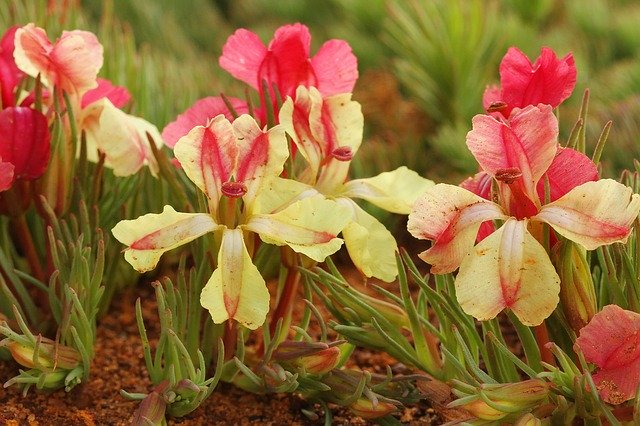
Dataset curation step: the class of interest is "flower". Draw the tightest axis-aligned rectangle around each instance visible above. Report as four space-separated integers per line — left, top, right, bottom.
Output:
13 23 103 98
279 86 433 282
219 23 358 111
112 114 350 329
483 47 576 118
574 305 640 405
408 105 640 325
0 106 51 192
0 26 24 108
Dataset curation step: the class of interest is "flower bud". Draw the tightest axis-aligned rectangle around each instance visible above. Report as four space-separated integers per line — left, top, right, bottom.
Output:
296 346 341 375
174 379 202 401
349 398 397 419
553 241 596 332
132 391 167 426
2 336 81 370
514 413 542 426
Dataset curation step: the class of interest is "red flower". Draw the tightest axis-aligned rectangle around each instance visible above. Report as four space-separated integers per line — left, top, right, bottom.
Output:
0 26 24 109
0 107 51 191
219 23 358 106
575 305 640 405
483 47 577 118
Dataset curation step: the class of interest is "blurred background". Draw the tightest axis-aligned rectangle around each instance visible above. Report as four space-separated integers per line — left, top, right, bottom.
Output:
4 0 640 182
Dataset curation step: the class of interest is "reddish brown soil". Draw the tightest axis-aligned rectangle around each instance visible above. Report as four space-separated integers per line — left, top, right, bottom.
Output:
0 281 440 425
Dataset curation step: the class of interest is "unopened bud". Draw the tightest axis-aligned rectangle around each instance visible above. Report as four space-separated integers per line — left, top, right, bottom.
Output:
174 379 202 400
3 337 81 370
349 398 397 419
515 413 542 426
553 241 597 332
297 346 341 375
132 391 167 426
221 181 247 198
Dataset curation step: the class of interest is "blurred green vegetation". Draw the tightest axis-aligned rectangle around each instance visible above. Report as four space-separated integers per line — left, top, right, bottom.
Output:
3 0 640 179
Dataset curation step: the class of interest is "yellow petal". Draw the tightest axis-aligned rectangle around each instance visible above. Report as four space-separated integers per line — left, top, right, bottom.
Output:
340 166 434 214
455 219 560 325
200 228 269 329
244 195 350 262
337 198 398 282
111 205 218 272
534 179 640 250
250 176 318 215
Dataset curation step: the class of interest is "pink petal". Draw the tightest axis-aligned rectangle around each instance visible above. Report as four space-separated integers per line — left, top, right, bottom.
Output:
466 104 558 206
575 305 640 404
81 78 131 109
0 107 51 180
460 171 495 242
173 115 236 214
218 29 267 90
536 147 598 202
311 39 358 96
0 159 15 191
455 218 560 326
0 26 23 108
534 180 640 250
481 85 502 112
161 96 248 148
407 184 506 274
500 47 576 116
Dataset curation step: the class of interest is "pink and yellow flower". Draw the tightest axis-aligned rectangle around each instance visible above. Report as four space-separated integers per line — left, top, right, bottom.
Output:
575 305 640 405
483 47 576 118
408 105 640 325
112 114 350 329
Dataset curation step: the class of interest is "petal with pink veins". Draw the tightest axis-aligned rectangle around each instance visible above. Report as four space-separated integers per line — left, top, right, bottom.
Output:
14 24 103 96
200 228 269 330
466 104 558 204
111 205 219 272
311 39 358 96
161 96 249 148
575 305 640 404
244 195 349 262
535 147 598 202
219 29 267 90
534 179 640 250
0 106 51 180
173 115 236 213
455 218 560 325
460 171 495 241
407 184 506 274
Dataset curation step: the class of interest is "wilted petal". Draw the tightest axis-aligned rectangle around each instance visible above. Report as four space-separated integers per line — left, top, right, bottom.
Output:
111 205 218 272
575 305 640 404
341 166 434 214
244 195 349 262
161 96 249 148
500 47 576 116
200 228 269 329
466 105 558 204
81 78 131 109
455 219 560 325
15 24 103 96
337 198 398 282
0 159 14 191
535 147 598 202
85 99 163 176
534 179 640 250
311 39 358 96
407 184 506 274
0 106 51 180
173 115 236 210
232 114 289 204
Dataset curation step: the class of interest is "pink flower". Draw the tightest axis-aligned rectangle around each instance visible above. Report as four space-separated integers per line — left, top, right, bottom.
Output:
408 105 640 325
13 23 103 97
575 305 640 405
81 78 131 109
161 96 248 148
219 23 357 107
483 47 577 118
0 106 51 191
0 26 24 108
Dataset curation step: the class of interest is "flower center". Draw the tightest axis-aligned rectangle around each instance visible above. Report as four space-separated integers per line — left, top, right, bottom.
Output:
221 181 247 198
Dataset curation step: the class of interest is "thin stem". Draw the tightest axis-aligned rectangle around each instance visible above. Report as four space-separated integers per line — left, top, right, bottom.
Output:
534 323 555 367
268 265 301 338
12 214 44 282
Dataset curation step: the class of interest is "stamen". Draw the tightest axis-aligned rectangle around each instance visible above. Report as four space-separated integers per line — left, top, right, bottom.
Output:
221 181 247 198
487 101 508 113
495 167 522 184
331 146 353 162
